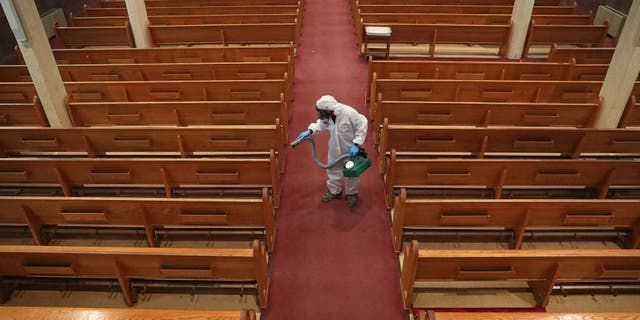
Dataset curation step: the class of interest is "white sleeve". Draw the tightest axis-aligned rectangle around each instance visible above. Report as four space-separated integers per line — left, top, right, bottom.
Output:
351 113 368 145
308 119 328 134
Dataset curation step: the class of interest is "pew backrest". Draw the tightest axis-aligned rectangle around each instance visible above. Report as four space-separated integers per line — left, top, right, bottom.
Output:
392 193 640 251
1 191 276 251
373 100 600 130
65 100 287 127
0 241 269 308
0 126 284 158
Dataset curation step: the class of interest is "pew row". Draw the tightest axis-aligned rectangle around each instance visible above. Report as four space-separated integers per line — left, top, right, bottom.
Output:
357 14 591 34
0 63 294 104
358 23 512 57
620 96 640 128
392 193 640 252
0 192 276 251
0 157 281 207
419 311 640 320
0 125 285 161
371 80 605 109
372 100 601 131
0 307 256 320
85 5 300 16
99 0 302 7
0 241 269 308
352 0 561 6
547 43 615 64
148 24 299 49
0 96 49 127
523 21 609 58
65 100 287 127
383 158 640 206
378 124 640 172
400 244 640 309
71 13 299 27
2 81 292 112
16 46 295 64
355 4 578 16
367 60 619 103
63 80 292 103
54 22 134 48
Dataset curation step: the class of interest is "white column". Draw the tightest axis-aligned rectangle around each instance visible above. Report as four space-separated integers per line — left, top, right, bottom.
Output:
125 0 153 48
594 0 640 128
1 0 71 127
506 0 535 59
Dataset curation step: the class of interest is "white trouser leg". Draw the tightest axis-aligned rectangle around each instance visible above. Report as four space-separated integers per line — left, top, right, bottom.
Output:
345 176 359 195
326 163 343 195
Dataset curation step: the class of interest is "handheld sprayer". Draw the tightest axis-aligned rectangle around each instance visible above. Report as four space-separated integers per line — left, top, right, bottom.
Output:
290 136 371 177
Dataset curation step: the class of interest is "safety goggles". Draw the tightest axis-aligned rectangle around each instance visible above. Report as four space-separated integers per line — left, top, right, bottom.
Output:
316 108 332 120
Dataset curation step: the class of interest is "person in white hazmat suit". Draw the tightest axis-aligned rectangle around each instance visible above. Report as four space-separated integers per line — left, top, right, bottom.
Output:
295 95 368 207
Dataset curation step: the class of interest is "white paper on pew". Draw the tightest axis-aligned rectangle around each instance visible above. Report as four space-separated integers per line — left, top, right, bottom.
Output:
365 26 392 37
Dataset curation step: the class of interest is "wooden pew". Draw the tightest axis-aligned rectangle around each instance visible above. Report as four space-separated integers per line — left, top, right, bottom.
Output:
0 62 290 82
353 0 560 5
0 307 256 320
358 23 512 57
355 4 578 16
400 243 640 309
71 14 298 27
392 193 640 252
359 14 590 26
0 241 269 308
0 83 38 103
547 43 616 64
54 22 135 48
65 100 288 127
99 0 302 7
0 125 285 160
0 157 281 207
148 23 299 49
85 5 301 16
0 192 276 251
383 158 640 206
372 79 603 105
16 46 295 64
0 63 294 103
372 100 601 130
523 20 609 58
0 96 49 127
378 125 640 172
63 79 291 103
360 13 511 25
419 311 640 320
367 60 615 103
1 63 289 82
620 96 640 128
351 0 564 18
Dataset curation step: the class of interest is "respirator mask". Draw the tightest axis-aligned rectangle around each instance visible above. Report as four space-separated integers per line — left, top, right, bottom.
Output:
317 108 332 125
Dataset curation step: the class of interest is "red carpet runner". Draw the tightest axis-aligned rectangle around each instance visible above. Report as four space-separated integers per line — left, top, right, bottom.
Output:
261 0 406 319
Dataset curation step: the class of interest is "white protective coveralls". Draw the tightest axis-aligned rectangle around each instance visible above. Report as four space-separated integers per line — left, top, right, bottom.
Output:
308 95 368 195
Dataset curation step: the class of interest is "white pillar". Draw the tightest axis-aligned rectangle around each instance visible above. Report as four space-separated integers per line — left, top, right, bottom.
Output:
1 0 71 127
506 0 535 59
594 0 640 128
125 0 153 48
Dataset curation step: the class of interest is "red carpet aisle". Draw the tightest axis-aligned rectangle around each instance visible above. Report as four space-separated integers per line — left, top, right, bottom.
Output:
261 0 407 319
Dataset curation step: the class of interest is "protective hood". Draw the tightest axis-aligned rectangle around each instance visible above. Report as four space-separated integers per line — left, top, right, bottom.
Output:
316 95 338 111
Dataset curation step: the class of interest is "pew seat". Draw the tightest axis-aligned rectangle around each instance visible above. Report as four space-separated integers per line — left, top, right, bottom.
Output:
0 307 255 320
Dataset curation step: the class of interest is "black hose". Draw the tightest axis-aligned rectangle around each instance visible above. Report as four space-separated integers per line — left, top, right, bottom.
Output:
290 136 350 169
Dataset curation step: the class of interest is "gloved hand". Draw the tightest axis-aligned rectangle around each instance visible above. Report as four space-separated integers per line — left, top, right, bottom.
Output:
349 144 360 156
296 130 311 141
